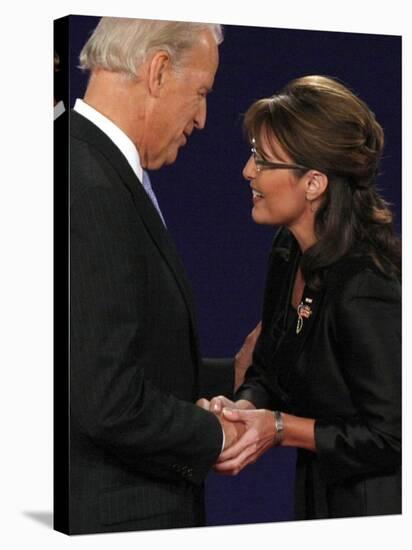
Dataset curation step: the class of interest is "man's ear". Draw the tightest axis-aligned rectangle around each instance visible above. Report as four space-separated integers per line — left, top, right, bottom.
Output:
305 170 328 202
146 51 171 97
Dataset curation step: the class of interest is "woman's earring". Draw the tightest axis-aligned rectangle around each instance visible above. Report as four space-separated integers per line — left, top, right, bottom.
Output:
306 195 316 213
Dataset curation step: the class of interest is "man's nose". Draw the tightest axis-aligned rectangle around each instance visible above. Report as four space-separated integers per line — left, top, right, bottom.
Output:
194 100 207 130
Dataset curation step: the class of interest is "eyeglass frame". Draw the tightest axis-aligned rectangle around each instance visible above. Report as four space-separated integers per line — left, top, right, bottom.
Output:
250 138 310 173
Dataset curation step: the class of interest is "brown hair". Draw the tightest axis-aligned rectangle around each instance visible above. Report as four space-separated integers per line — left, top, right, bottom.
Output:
244 75 401 288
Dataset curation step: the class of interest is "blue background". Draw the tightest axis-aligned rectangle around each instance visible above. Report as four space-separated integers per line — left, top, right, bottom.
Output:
66 15 401 527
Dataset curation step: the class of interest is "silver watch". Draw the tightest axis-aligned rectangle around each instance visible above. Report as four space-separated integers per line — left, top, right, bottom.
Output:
273 410 284 445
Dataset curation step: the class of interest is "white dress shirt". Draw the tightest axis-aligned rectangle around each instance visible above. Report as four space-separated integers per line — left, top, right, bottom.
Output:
73 99 167 225
74 98 143 182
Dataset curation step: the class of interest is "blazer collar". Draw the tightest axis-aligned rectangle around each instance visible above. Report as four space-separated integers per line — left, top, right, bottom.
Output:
70 110 200 344
261 227 299 329
265 229 326 396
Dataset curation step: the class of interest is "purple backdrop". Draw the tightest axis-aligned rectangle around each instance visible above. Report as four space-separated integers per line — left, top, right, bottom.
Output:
66 15 401 527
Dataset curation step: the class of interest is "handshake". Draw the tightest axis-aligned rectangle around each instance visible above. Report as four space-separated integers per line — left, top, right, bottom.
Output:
196 320 282 476
196 396 283 476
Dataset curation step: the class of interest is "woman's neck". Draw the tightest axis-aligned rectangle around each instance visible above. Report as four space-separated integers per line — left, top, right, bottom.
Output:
288 221 317 253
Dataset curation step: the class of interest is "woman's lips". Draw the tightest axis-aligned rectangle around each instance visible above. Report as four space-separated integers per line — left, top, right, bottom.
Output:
252 188 264 204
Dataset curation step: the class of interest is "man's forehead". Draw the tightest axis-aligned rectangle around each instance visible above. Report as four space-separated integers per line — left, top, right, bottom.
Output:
184 31 219 64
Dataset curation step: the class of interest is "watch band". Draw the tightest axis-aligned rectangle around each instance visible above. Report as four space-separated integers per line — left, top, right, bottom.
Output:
273 410 284 445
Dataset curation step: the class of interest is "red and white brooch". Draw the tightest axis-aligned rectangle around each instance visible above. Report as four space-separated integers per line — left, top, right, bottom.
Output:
296 298 313 334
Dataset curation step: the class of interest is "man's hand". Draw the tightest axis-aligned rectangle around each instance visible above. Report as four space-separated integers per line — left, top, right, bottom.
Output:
196 395 258 452
196 395 255 415
195 396 246 450
196 395 236 414
214 408 278 475
196 397 211 411
234 321 262 391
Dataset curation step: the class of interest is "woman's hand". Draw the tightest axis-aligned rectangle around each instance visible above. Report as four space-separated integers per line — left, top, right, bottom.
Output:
196 396 249 451
214 408 278 476
234 321 262 391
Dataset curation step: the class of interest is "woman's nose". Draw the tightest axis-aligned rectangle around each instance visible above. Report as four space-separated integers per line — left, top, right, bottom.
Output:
242 155 256 181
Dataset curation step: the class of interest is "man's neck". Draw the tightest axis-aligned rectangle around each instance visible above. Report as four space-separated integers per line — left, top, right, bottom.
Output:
84 70 146 150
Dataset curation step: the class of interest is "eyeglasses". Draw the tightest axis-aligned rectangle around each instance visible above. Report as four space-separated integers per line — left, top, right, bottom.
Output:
251 138 309 173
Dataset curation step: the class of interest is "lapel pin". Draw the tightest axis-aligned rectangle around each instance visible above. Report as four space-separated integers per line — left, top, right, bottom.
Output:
296 301 313 334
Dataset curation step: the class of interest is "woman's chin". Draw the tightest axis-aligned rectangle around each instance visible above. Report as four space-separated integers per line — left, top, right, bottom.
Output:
251 207 275 225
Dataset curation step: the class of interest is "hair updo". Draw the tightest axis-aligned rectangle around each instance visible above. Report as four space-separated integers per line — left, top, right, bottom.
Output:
244 75 400 288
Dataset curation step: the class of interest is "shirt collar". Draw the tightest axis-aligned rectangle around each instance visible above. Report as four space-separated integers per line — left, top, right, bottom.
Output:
73 98 143 183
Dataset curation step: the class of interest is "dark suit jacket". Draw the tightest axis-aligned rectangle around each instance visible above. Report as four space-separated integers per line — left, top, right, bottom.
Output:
68 111 233 534
236 227 401 519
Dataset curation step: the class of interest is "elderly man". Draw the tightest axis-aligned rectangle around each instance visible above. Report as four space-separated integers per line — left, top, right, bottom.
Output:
64 17 258 535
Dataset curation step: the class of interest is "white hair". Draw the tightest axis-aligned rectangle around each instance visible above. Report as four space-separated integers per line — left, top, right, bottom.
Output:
79 17 223 78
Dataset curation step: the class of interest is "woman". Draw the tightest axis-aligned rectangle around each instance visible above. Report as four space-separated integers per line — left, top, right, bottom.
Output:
204 75 401 519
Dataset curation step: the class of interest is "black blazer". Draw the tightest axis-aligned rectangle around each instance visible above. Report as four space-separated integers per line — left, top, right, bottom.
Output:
237 227 401 519
68 111 233 534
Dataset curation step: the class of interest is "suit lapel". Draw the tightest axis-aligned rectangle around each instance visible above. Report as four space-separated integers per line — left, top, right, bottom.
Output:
70 111 200 342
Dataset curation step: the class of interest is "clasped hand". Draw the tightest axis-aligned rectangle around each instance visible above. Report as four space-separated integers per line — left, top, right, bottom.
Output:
196 395 279 476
